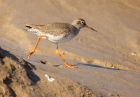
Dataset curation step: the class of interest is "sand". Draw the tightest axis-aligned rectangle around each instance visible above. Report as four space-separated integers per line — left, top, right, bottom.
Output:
0 0 140 97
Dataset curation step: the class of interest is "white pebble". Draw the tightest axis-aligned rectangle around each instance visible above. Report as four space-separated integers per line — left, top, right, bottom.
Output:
45 74 55 82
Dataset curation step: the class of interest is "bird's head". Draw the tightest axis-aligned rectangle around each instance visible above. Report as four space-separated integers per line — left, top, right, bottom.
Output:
71 18 97 32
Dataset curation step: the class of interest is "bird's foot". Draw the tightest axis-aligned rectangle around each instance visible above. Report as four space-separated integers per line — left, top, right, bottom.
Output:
27 48 35 59
64 63 78 69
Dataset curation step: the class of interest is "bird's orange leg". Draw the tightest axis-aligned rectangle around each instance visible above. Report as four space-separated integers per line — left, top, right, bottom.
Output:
27 35 46 59
55 44 77 68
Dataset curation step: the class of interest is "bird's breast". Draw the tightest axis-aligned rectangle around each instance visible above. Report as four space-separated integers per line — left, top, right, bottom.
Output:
46 28 79 43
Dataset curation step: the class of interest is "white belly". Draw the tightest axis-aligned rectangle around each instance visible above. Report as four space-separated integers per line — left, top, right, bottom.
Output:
46 34 65 43
46 33 76 43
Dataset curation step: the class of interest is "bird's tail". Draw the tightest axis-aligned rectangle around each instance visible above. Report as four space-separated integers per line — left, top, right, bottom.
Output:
25 24 32 29
24 24 33 31
24 24 42 36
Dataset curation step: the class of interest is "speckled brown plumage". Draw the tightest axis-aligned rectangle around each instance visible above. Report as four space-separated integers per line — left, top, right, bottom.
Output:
26 23 78 36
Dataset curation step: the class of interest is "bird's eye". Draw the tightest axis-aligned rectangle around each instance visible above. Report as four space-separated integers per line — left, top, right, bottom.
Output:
81 21 84 24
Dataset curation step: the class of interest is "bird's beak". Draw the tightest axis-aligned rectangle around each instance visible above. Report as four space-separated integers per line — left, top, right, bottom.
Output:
85 25 97 32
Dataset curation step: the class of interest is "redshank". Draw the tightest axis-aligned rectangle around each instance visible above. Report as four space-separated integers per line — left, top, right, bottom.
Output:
25 18 97 68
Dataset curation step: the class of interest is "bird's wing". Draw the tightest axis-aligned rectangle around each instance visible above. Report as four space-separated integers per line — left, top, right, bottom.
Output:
25 23 73 36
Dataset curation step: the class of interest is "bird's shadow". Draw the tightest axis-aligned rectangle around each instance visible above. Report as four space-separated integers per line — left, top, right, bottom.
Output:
77 63 121 70
48 62 121 71
0 47 40 85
